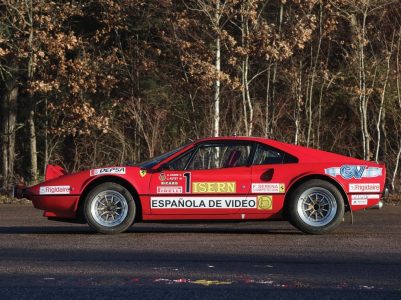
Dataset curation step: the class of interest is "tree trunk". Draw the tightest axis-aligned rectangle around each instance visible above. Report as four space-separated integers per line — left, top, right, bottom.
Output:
295 61 303 145
213 0 221 138
1 82 18 189
241 5 253 136
359 10 371 160
29 109 38 183
306 2 322 147
265 64 271 137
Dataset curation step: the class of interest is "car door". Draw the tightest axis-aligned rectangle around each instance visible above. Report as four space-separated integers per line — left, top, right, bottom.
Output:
246 143 298 215
149 142 253 215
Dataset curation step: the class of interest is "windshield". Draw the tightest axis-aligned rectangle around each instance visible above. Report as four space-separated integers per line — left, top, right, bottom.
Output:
138 144 190 169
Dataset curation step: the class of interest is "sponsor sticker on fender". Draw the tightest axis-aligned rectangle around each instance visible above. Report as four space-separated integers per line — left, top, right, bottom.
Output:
252 183 285 193
351 199 368 205
151 197 257 209
349 183 380 193
325 165 382 179
157 186 183 194
39 186 70 195
351 194 380 206
90 167 126 176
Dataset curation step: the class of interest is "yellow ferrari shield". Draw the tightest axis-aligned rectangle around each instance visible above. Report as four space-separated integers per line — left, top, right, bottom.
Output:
139 170 147 177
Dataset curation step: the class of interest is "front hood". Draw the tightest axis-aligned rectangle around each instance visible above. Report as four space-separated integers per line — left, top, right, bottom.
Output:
25 165 152 198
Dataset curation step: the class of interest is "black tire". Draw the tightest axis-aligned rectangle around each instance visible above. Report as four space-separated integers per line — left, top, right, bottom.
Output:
84 182 136 234
287 179 344 234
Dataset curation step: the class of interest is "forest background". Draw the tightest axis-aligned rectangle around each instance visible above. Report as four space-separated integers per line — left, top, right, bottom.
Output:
1 0 401 196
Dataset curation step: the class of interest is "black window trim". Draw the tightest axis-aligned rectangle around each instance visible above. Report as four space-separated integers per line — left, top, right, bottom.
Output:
251 142 298 166
160 140 298 171
183 140 257 171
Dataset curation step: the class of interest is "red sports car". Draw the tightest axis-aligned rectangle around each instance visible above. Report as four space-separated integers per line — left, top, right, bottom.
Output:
16 137 387 234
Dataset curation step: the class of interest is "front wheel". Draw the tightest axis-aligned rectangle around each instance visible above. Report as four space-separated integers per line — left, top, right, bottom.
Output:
287 179 344 234
84 182 136 234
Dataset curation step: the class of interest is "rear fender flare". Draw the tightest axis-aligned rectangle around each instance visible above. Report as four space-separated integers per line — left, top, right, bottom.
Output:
284 174 351 215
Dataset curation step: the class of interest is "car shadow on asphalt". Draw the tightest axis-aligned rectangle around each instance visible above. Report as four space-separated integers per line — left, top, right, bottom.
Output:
0 225 302 235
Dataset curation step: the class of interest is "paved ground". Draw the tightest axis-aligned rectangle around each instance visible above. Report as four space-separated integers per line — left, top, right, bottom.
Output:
0 204 400 299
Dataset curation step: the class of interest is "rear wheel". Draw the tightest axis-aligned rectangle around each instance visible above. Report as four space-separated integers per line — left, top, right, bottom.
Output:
287 179 344 234
84 182 136 234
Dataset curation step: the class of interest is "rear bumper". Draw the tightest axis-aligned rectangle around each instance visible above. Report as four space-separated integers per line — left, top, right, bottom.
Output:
368 187 388 209
368 200 384 209
383 187 389 198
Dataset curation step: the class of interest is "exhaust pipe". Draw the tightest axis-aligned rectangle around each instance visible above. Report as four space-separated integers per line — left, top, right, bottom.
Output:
369 201 384 209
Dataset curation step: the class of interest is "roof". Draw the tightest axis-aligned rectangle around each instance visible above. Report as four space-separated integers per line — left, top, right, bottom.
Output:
192 136 368 164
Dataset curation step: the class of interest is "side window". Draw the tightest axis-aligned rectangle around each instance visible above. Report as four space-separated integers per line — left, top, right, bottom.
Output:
253 144 285 165
164 150 194 170
187 144 252 170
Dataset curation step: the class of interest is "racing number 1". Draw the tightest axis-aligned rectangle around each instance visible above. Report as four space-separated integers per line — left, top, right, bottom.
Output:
184 172 191 193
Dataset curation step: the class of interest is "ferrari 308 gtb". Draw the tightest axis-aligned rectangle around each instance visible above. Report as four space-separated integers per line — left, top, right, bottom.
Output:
16 137 387 234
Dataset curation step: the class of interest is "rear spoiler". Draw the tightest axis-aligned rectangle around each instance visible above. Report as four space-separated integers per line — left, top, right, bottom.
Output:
45 164 67 181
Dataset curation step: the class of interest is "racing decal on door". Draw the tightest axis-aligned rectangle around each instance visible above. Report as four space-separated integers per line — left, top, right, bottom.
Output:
184 173 191 193
257 195 273 210
39 186 71 195
156 186 183 194
349 183 380 193
251 183 285 193
192 182 236 193
151 197 257 209
159 173 181 186
90 167 126 176
156 172 191 193
325 165 382 179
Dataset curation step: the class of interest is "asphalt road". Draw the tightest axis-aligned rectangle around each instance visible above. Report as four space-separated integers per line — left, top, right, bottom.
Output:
0 204 400 299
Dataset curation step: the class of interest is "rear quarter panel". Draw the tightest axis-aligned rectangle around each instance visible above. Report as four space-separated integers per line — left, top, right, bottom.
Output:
250 161 385 215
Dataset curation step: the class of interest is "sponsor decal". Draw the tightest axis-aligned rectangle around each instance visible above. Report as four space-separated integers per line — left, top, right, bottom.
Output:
39 186 70 195
139 170 147 177
325 165 382 179
350 194 380 206
351 194 380 200
349 183 380 193
157 186 183 194
192 182 236 193
252 183 285 193
151 197 257 209
161 181 179 186
351 199 368 205
90 167 126 176
158 172 190 191
257 195 273 210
